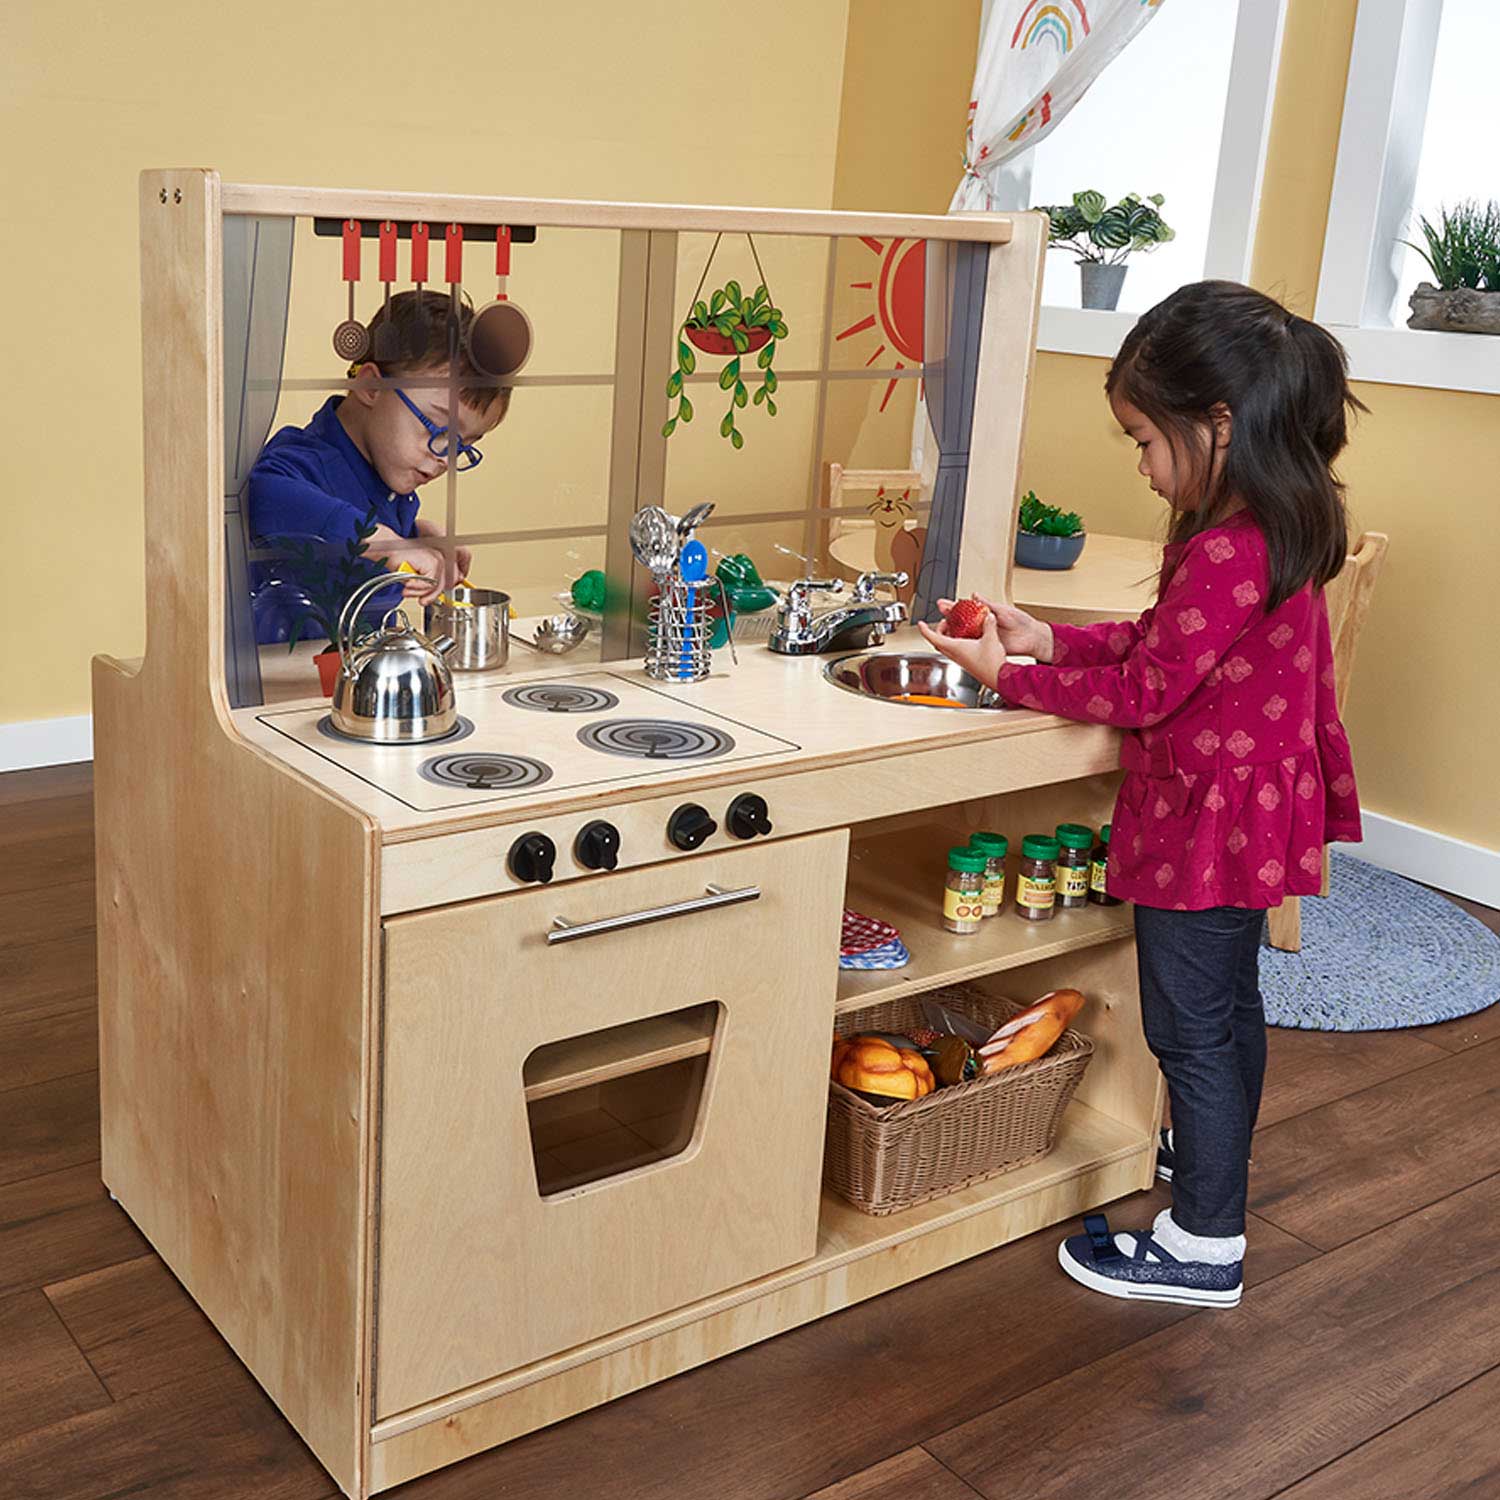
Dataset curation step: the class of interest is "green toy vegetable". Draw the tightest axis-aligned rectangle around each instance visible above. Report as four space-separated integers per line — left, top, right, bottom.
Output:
570 569 607 612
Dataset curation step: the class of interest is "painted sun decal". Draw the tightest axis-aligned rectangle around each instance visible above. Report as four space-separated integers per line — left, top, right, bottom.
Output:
1011 0 1091 52
836 237 925 413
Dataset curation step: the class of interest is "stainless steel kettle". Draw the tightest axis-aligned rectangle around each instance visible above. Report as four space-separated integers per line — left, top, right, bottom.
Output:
328 573 459 743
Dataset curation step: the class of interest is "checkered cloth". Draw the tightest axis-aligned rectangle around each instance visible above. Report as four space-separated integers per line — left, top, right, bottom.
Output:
839 938 910 970
839 909 908 970
841 909 901 955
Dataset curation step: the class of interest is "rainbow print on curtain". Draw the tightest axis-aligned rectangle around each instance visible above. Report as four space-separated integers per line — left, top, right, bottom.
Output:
952 0 1170 209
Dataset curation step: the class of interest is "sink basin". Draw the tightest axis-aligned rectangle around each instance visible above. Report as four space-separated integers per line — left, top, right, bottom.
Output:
822 652 1008 710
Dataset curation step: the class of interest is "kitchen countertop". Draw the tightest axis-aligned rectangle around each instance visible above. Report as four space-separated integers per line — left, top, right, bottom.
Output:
231 619 1118 838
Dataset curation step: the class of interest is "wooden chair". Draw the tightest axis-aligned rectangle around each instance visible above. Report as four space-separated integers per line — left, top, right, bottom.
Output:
1266 531 1390 952
817 463 926 602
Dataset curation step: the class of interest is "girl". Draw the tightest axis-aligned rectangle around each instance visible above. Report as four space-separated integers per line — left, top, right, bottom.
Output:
920 280 1364 1308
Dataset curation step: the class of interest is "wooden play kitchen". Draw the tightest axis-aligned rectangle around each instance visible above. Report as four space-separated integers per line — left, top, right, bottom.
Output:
94 170 1163 1499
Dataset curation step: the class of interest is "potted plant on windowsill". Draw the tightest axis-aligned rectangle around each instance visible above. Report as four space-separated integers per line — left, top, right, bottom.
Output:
1038 191 1175 311
1404 200 1500 334
1015 491 1086 571
663 279 788 449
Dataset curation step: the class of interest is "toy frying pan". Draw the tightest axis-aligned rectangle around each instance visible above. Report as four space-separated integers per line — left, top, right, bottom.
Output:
467 225 534 378
332 219 370 363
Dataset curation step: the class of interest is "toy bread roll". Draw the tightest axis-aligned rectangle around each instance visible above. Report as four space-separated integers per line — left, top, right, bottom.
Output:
977 989 1085 1074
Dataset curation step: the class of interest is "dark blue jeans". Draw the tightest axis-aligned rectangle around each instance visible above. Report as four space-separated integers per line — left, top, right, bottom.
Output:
1134 904 1267 1238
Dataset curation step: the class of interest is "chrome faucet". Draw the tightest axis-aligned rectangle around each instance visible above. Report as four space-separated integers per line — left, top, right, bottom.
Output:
768 571 909 655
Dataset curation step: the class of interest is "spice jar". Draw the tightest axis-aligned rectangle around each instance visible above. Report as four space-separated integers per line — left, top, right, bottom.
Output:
968 832 1009 918
943 846 987 935
1089 823 1123 906
1016 835 1060 922
1055 824 1094 909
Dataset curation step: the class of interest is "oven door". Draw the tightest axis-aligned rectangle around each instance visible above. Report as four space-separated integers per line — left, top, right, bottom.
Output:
374 829 846 1419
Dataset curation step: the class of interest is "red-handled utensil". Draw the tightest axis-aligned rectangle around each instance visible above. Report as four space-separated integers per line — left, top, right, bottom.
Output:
332 219 371 363
404 223 431 359
372 220 402 361
468 223 534 378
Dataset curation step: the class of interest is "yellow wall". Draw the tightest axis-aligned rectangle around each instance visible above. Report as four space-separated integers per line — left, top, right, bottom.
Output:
1008 0 1500 851
1 0 852 723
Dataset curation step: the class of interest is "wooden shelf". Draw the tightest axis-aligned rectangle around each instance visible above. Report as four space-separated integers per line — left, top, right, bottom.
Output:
522 1004 717 1102
838 824 1134 1013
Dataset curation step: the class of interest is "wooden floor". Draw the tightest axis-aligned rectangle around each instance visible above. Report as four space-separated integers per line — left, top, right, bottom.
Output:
4 761 1500 1500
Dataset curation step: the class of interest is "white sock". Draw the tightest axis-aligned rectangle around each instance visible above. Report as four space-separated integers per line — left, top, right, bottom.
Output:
1151 1207 1245 1264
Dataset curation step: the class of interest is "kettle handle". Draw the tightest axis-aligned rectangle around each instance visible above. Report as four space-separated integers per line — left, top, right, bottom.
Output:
336 572 434 676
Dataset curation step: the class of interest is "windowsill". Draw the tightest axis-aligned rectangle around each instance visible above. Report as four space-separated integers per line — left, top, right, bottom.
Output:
1038 307 1500 396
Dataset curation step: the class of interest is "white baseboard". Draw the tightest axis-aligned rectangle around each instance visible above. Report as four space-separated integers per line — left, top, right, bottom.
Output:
1344 811 1500 910
0 714 94 773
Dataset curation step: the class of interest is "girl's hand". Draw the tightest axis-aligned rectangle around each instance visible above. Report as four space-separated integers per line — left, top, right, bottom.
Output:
917 608 1007 687
935 596 1054 663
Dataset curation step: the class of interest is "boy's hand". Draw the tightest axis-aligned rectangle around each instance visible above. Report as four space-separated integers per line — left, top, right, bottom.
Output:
383 547 451 603
917 608 1007 687
935 596 1054 663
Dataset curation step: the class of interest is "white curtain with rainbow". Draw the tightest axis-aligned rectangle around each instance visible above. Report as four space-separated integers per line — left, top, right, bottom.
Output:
951 0 1169 210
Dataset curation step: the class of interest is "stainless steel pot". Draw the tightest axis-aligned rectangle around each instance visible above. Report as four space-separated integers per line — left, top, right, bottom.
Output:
329 574 459 742
425 585 510 671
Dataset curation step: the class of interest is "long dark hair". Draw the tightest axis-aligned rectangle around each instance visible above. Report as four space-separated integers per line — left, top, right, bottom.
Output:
1106 281 1364 611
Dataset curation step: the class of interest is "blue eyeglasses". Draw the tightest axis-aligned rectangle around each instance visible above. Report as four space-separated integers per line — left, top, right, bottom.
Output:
394 388 483 472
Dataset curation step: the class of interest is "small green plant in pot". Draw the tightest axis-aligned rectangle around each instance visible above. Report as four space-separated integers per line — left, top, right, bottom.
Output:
1037 191 1175 311
663 280 789 449
1015 491 1087 571
1404 199 1500 334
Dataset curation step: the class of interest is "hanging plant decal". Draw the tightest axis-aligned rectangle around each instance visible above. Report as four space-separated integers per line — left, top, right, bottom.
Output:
663 235 788 449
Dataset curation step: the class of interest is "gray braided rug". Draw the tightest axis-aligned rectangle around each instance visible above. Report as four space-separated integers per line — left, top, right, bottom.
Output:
1261 851 1500 1031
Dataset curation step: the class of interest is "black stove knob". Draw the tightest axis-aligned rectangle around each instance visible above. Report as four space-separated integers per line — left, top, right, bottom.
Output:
667 803 717 852
508 831 556 885
575 820 621 872
727 793 773 840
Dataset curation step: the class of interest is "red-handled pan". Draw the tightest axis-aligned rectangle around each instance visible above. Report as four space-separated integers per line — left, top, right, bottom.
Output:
404 222 431 359
468 226 534 378
371 220 403 361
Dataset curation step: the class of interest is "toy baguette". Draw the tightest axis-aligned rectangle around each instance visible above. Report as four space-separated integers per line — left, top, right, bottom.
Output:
977 989 1086 1074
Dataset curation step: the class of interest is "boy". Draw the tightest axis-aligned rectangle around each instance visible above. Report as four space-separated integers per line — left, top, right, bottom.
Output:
248 290 511 643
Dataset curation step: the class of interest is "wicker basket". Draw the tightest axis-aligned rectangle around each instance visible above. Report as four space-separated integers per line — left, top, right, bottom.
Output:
825 986 1093 1216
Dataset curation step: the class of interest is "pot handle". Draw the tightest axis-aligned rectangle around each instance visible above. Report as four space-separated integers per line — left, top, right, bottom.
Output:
336 572 433 676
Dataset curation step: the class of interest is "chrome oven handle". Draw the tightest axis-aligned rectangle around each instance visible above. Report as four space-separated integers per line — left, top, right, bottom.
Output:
546 884 761 945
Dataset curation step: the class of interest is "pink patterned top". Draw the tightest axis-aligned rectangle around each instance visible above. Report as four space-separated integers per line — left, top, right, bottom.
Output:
994 512 1362 910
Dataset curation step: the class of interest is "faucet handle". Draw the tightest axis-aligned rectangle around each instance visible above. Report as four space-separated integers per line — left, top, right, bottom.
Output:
786 577 844 605
852 570 909 602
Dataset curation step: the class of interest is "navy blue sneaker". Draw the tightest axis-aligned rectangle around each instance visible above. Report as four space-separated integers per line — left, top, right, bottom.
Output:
1058 1213 1242 1307
1156 1127 1175 1182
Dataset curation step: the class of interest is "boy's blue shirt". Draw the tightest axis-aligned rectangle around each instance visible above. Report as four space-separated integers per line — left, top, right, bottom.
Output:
245 396 417 644
248 395 420 544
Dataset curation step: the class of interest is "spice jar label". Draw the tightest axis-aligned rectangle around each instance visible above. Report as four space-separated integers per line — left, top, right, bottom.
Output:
1059 866 1089 901
982 872 1006 913
1017 874 1056 909
943 889 984 923
1090 859 1108 893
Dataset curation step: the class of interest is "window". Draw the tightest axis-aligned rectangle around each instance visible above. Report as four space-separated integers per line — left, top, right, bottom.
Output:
1316 0 1500 393
989 0 1286 357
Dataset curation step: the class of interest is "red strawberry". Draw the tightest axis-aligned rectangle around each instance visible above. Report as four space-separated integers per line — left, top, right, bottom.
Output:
945 596 988 640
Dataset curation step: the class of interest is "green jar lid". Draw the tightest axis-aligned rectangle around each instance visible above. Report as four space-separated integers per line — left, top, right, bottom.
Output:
1055 823 1094 850
948 846 988 873
1098 823 1112 845
1021 834 1061 861
968 831 1009 857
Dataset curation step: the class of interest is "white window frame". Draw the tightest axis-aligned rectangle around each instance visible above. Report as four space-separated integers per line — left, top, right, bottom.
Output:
993 0 1288 361
1315 0 1500 395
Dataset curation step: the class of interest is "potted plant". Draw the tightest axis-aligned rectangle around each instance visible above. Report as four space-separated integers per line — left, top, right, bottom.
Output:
271 505 386 695
1037 191 1175 311
1015 491 1086 571
663 279 789 449
1404 199 1500 334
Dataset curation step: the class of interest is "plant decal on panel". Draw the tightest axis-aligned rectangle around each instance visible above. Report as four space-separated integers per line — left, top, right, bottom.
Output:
664 233 789 449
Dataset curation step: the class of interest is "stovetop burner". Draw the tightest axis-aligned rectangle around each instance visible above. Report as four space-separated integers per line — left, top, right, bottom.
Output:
419 751 554 791
577 719 736 761
317 714 475 746
502 683 620 715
